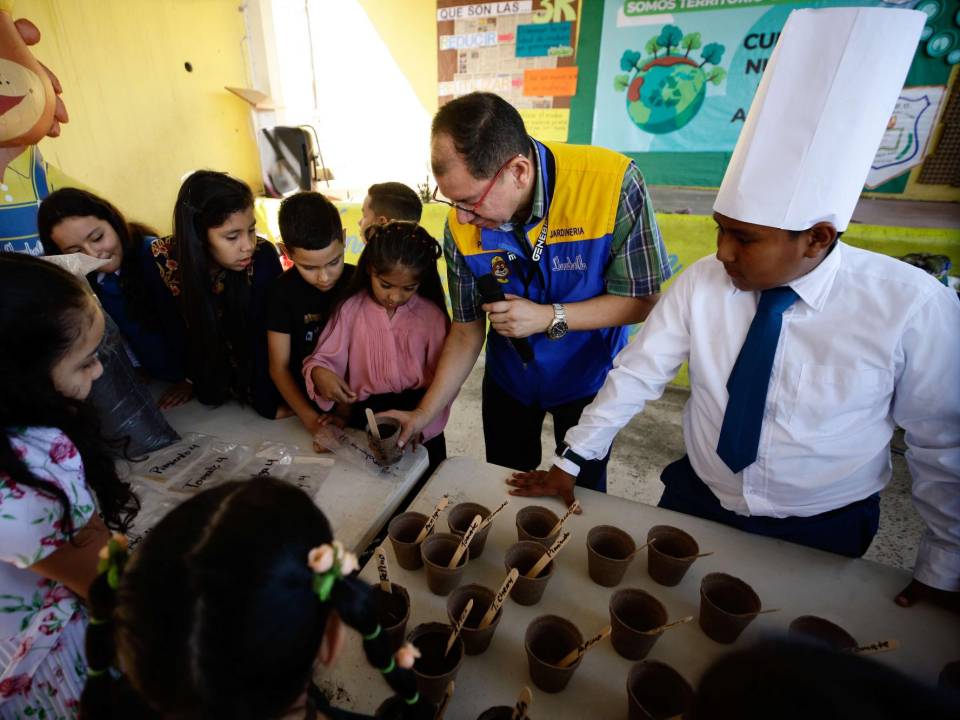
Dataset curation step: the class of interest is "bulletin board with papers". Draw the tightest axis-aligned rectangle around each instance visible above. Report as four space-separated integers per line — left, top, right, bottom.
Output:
436 1 582 142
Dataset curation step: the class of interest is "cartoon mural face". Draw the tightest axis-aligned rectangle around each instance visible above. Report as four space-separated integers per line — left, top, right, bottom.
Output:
0 58 48 142
0 12 56 147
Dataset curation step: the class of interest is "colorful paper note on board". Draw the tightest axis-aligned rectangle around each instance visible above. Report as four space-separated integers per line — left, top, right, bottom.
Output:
523 67 578 97
516 21 573 57
518 109 570 142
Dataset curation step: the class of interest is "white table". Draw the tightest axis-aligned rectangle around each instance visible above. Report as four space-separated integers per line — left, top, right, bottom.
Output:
142 398 429 555
317 456 960 718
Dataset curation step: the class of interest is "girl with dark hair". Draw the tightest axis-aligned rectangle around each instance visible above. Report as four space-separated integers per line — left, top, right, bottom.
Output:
153 170 285 419
81 478 434 720
303 222 451 470
0 254 139 720
37 188 191 407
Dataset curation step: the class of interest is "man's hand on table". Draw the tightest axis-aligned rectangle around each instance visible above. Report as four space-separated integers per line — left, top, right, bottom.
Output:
482 294 552 339
895 579 960 615
506 465 581 512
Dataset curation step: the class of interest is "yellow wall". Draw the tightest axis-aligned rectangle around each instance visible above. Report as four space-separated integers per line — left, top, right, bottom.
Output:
356 0 438 116
16 0 261 234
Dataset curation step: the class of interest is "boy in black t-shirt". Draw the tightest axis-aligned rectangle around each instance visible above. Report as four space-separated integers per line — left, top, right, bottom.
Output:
267 192 354 437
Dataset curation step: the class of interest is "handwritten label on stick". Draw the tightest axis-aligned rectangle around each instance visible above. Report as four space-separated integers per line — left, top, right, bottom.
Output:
446 598 474 657
850 639 899 656
511 686 533 720
448 515 481 568
525 531 570 579
547 500 580 536
415 495 449 544
480 499 509 529
557 625 611 668
375 549 390 593
478 568 519 630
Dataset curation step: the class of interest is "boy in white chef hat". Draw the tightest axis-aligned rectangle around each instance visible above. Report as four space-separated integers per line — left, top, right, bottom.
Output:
508 6 960 611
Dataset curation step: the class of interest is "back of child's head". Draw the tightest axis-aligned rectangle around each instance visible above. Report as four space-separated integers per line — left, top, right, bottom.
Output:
0 253 137 536
37 187 156 257
0 252 95 399
367 182 423 223
691 638 960 720
278 191 343 251
354 221 449 320
83 477 431 720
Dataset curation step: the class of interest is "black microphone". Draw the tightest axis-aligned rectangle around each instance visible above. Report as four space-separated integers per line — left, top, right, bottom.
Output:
477 273 535 365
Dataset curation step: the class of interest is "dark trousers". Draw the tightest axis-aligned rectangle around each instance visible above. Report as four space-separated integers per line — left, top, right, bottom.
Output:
347 389 446 476
482 371 610 493
658 455 880 558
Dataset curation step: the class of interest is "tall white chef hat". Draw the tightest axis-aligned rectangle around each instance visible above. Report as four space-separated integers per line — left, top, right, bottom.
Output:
713 7 925 232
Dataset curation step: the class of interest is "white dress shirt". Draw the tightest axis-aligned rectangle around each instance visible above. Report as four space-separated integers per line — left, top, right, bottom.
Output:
564 242 960 590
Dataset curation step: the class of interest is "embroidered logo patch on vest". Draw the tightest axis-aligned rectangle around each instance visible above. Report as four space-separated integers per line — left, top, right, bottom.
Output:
552 255 588 272
491 255 510 283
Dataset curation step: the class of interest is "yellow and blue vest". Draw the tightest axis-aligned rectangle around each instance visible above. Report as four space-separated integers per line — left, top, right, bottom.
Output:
449 140 631 406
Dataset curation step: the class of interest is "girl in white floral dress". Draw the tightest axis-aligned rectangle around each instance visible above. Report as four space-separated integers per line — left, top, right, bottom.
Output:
0 254 139 719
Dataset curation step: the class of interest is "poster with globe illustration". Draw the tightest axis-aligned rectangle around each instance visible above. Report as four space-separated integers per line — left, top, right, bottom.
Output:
592 0 918 154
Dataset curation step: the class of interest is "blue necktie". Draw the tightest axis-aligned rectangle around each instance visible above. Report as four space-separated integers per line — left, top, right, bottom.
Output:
717 286 799 473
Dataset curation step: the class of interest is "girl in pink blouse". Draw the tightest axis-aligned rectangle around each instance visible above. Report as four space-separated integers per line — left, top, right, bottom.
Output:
303 222 451 470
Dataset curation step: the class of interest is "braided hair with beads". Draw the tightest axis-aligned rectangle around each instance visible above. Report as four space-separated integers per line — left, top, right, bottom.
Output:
79 478 434 720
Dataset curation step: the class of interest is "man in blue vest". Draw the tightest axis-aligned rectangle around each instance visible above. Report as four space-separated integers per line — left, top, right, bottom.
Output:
388 92 672 491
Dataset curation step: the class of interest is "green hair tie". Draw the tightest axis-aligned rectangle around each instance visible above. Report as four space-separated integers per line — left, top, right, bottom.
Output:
88 616 109 626
96 534 129 590
379 658 396 675
404 692 420 705
363 625 382 641
86 667 108 678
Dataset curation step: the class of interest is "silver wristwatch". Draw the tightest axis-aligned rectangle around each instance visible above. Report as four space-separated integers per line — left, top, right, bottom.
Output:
546 303 568 340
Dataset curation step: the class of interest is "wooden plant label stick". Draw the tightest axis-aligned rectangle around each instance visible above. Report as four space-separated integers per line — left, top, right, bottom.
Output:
448 514 481 568
480 499 509 529
375 549 391 593
478 568 519 630
414 495 449 544
366 408 381 440
445 598 474 657
547 500 580 536
644 615 694 635
525 531 571 579
511 686 533 720
434 681 455 720
628 540 652 560
850 639 899 656
557 625 611 668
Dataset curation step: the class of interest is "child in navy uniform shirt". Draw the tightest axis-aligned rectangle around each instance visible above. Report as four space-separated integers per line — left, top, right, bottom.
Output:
268 192 355 437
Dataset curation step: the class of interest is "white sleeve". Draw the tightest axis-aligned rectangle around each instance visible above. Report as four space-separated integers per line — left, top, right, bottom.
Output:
563 263 694 461
893 286 960 591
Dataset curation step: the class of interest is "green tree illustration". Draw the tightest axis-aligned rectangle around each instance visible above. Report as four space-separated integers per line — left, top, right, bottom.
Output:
699 42 726 67
645 36 661 59
658 25 683 56
681 32 702 58
706 66 727 85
